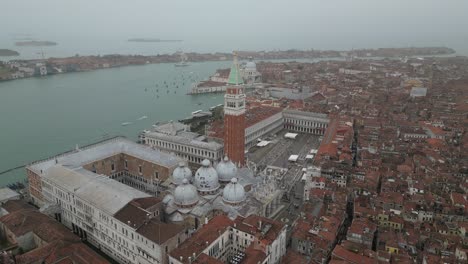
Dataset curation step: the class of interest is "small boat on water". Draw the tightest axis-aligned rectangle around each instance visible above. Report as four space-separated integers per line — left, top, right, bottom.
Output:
121 122 132 126
137 115 148 121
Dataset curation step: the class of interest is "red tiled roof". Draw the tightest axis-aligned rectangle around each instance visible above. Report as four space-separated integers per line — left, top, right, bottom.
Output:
281 250 310 264
132 197 162 209
243 244 267 264
136 218 184 244
1 199 35 213
169 215 233 263
451 192 467 207
0 208 77 242
15 240 109 264
332 245 377 264
234 215 286 245
0 204 109 264
245 106 283 128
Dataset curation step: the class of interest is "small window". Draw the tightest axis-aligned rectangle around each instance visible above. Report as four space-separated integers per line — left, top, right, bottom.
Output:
111 163 115 171
154 171 159 179
124 160 128 169
139 165 142 174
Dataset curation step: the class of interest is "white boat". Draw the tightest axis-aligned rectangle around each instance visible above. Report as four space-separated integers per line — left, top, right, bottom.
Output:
137 115 148 120
121 122 132 126
191 110 202 115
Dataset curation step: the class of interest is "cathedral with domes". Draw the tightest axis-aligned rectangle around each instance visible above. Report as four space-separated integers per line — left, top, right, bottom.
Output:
162 156 283 229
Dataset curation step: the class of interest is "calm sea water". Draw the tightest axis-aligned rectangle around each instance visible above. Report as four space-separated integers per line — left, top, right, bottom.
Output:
0 61 231 186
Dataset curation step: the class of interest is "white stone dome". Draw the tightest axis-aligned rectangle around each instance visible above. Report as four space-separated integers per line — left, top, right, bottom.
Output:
216 156 238 183
174 179 199 207
223 178 246 205
245 61 256 70
172 161 192 185
194 159 220 193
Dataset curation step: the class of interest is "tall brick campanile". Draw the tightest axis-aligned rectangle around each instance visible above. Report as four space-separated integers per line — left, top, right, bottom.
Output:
224 52 246 166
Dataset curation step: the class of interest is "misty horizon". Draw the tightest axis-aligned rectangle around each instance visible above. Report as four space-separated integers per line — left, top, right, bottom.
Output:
1 0 468 56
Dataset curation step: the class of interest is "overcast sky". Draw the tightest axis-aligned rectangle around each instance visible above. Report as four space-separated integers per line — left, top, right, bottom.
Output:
2 0 468 53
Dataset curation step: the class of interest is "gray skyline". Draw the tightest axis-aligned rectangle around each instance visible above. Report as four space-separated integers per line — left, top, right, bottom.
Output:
2 0 468 53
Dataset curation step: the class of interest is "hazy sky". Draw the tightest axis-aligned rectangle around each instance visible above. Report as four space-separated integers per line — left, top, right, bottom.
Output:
2 0 468 53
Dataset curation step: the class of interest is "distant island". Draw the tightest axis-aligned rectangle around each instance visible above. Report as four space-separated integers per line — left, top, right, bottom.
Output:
0 49 20 56
0 46 456 82
15 41 57 47
128 38 182 43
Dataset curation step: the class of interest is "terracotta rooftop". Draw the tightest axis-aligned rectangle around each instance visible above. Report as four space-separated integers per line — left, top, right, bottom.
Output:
244 106 283 128
114 197 162 230
0 207 77 242
132 197 163 209
136 218 184 244
0 202 108 264
243 244 267 264
281 250 311 264
169 215 233 263
234 214 286 245
16 240 109 264
1 199 34 213
332 245 377 264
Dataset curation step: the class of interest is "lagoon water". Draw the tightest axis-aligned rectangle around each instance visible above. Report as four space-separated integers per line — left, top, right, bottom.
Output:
0 61 230 185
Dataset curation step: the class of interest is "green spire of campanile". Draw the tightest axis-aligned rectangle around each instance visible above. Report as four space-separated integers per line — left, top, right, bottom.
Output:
227 51 244 85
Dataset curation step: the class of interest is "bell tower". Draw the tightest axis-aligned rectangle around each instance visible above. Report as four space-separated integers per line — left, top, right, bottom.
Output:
224 52 246 166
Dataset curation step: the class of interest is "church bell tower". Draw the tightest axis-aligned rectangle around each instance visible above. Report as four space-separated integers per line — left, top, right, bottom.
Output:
224 52 246 166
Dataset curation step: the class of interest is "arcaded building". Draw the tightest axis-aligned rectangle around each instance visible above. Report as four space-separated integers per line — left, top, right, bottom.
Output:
27 137 182 205
140 121 224 166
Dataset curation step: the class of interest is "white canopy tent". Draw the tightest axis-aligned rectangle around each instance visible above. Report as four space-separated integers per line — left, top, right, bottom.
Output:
284 133 298 139
288 155 299 162
256 141 270 147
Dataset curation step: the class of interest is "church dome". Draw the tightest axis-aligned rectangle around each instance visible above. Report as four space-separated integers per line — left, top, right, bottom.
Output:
245 61 256 70
174 179 199 207
223 178 246 205
194 159 220 194
216 156 238 183
172 161 192 185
